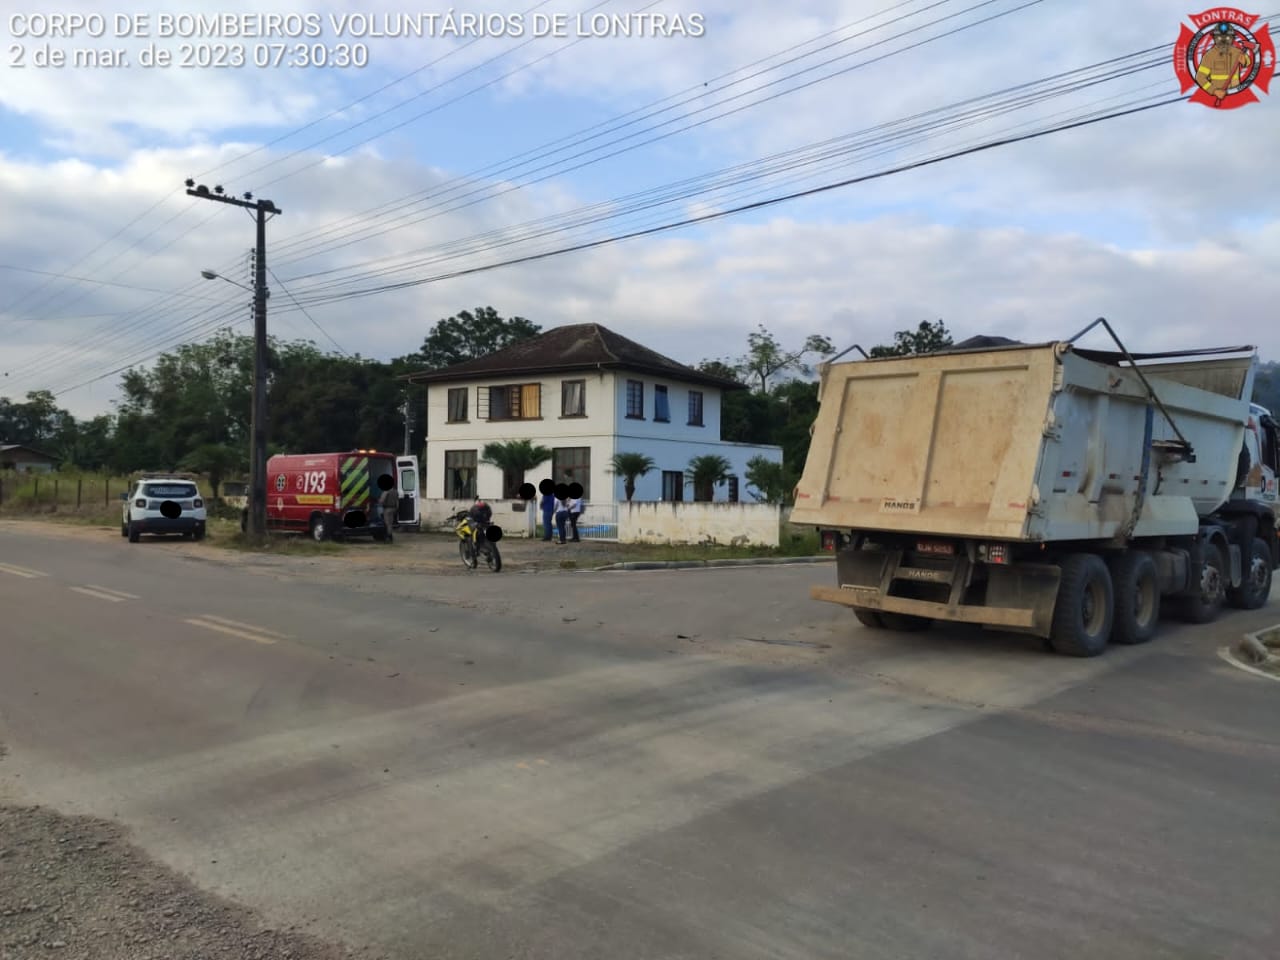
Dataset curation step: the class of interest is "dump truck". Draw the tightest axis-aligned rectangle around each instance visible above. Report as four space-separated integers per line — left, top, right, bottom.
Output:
790 319 1280 657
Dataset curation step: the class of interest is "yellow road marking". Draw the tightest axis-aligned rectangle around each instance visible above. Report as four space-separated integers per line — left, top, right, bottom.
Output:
185 617 278 645
70 586 131 603
197 614 291 639
0 562 47 578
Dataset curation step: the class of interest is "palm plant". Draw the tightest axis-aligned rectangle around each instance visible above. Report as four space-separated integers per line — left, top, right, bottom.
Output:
608 451 656 501
685 454 732 502
481 439 552 498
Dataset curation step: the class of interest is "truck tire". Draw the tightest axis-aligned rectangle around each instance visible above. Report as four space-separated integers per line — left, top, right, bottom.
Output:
1049 554 1114 657
1177 541 1227 624
879 613 933 632
310 516 331 543
1227 538 1273 610
1109 551 1160 645
852 608 884 629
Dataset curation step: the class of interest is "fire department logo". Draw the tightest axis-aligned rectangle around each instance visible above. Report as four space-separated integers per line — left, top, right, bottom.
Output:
275 473 286 492
1174 9 1275 108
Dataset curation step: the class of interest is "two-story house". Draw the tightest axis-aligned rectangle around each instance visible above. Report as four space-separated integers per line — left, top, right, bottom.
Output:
404 323 783 507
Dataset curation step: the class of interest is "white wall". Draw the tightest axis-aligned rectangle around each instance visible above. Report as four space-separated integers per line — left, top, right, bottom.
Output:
609 436 782 503
424 370 616 439
611 372 724 441
424 370 620 500
618 502 781 546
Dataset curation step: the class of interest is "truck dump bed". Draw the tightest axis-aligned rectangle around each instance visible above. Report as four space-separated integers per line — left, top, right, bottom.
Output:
790 341 1257 543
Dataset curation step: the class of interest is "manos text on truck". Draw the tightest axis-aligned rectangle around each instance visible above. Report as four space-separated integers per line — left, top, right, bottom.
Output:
241 449 421 542
791 319 1279 657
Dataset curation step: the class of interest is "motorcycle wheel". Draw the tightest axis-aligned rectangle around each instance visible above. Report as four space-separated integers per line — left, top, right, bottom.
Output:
459 537 477 569
485 542 502 573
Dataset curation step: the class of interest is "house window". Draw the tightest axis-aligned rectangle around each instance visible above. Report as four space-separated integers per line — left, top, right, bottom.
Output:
728 475 739 502
562 380 586 417
444 450 476 499
661 470 684 502
626 380 644 419
486 383 541 420
654 385 670 422
553 447 591 500
688 391 704 426
447 387 468 422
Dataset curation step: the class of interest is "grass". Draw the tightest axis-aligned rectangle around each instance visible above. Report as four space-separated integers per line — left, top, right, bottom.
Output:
605 527 823 562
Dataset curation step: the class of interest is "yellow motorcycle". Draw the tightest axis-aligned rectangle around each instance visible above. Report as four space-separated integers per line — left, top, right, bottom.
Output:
454 510 502 572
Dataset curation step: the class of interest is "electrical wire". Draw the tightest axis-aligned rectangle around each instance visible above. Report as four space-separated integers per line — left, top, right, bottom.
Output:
267 0 1032 266
46 79 1188 399
2 0 976 389
281 51 1170 294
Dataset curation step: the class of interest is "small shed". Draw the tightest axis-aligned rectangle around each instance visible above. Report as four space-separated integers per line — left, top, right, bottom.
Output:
0 444 59 473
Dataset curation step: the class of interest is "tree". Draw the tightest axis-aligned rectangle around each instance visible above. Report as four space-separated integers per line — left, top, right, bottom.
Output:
180 443 245 499
1254 361 1280 414
738 325 835 393
608 452 656 501
868 319 954 358
481 439 552 499
685 453 732 502
413 307 542 370
744 455 789 505
695 359 745 383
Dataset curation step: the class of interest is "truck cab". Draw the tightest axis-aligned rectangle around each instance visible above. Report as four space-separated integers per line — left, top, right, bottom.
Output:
1235 403 1279 506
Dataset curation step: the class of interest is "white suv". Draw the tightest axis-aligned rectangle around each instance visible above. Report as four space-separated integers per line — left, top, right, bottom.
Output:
122 476 208 542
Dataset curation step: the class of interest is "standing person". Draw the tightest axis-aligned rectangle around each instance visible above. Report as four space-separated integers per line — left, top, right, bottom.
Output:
540 488 556 542
555 495 572 545
566 493 584 543
380 478 400 544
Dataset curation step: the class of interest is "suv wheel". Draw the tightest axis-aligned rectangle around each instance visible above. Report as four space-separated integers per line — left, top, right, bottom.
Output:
127 521 140 543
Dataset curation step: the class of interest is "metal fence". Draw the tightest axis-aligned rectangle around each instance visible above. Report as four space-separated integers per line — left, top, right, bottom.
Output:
568 501 618 541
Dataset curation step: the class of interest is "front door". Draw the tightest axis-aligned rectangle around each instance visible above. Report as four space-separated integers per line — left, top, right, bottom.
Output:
396 457 420 526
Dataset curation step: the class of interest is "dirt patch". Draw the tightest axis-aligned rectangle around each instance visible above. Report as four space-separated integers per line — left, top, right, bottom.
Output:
0 804 385 960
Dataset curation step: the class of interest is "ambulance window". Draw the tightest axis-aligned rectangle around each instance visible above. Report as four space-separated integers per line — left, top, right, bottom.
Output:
400 468 417 493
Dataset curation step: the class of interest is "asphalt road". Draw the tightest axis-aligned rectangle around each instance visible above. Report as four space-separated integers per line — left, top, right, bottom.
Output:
2 524 1278 959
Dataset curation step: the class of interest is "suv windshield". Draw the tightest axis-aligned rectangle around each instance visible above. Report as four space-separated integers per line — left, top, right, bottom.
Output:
143 483 198 498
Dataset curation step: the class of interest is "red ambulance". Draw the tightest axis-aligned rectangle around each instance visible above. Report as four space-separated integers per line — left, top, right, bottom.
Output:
242 450 421 542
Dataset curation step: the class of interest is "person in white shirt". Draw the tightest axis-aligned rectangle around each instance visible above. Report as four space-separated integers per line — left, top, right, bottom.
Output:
566 496 584 542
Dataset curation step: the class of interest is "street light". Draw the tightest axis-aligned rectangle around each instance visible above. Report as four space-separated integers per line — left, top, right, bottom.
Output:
201 269 265 295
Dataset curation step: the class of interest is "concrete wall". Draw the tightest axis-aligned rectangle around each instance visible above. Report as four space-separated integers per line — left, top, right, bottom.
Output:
617 501 781 547
419 497 538 536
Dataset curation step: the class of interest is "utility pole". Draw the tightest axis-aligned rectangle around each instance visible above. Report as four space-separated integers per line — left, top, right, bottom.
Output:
402 393 412 455
185 179 282 541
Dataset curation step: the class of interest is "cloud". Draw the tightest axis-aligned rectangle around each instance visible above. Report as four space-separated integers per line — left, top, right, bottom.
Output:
2 0 1277 424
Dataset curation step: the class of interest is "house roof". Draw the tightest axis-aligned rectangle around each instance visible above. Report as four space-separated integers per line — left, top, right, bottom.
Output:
0 444 58 460
401 323 747 390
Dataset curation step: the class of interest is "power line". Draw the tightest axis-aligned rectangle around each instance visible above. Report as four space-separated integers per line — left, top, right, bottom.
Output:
2 0 966 391
37 61 1178 397
267 0 941 255
44 87 1177 401
282 49 1166 294
287 95 1189 309
269 0 1026 267
266 266 349 356
2 0 568 338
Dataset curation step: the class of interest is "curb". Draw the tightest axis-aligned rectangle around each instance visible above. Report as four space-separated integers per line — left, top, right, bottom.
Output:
593 556 834 571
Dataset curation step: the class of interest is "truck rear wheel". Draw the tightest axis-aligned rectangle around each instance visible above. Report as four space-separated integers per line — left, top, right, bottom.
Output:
1049 554 1113 657
310 516 331 543
880 613 932 632
852 608 884 629
1109 551 1160 645
1227 538 1273 610
1176 541 1227 624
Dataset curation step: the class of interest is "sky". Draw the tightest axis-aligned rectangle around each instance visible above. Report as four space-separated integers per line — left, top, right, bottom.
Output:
1 0 1278 421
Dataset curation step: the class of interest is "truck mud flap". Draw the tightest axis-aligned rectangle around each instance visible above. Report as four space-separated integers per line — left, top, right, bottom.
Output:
812 547 1062 637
